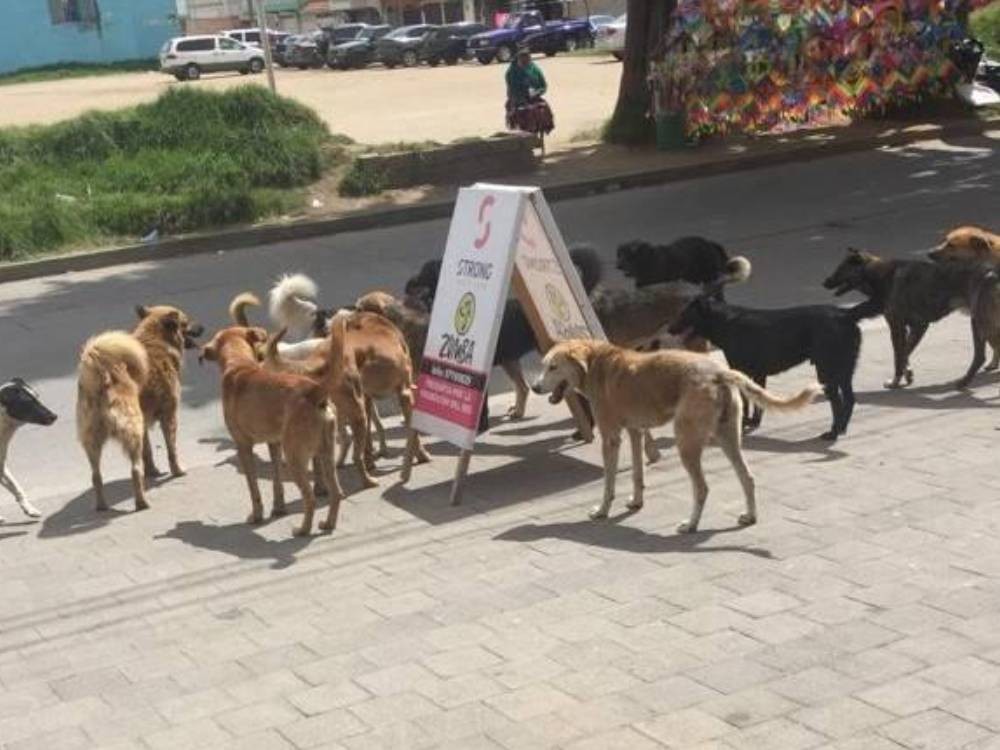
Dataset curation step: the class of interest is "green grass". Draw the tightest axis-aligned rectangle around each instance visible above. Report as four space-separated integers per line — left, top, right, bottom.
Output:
972 2 1000 57
0 59 158 87
0 86 335 261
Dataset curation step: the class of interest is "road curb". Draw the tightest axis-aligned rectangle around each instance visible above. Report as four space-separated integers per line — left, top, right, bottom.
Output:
1 116 995 285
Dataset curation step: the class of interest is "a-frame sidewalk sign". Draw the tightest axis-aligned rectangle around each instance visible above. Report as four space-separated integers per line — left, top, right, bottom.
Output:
411 184 607 505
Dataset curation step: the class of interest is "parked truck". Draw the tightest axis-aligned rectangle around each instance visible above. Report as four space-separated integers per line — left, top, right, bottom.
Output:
466 11 566 65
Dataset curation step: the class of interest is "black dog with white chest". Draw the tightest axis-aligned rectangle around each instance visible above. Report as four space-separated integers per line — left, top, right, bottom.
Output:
0 378 57 522
668 296 880 441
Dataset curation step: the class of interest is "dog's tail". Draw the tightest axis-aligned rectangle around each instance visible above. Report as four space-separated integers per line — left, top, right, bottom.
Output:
718 369 820 413
269 273 319 332
78 331 149 394
229 292 261 326
324 312 356 392
569 245 603 294
722 256 752 286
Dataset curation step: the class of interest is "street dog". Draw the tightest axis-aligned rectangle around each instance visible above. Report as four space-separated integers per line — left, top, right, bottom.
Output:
265 311 430 485
929 226 1000 266
616 237 752 295
823 248 994 389
669 294 881 440
77 306 203 511
200 324 343 536
0 379 57 522
270 273 321 340
531 341 818 532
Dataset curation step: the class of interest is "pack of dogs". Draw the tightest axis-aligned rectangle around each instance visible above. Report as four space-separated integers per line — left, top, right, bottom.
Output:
3 227 998 537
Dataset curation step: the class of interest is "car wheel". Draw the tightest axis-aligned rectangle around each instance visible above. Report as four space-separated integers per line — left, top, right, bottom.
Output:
612 51 624 61
402 49 418 67
249 58 264 74
565 36 578 52
544 50 557 57
297 64 309 70
185 63 201 81
428 57 440 67
174 72 187 82
476 53 494 65
385 61 397 69
239 67 250 75
445 56 459 65
496 45 515 63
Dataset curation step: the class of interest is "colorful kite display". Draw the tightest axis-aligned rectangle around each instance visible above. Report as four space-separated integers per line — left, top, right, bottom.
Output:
651 0 968 138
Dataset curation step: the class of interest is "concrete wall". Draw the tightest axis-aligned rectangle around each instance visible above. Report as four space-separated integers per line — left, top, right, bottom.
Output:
0 0 180 74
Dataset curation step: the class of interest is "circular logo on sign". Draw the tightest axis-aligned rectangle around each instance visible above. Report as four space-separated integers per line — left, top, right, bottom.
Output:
454 292 476 335
545 283 571 323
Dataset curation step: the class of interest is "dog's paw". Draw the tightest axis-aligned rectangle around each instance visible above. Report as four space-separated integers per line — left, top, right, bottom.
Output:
589 504 610 520
416 452 432 465
645 447 662 465
292 524 311 538
134 500 150 512
505 405 526 420
952 378 973 391
362 477 380 490
904 369 914 386
986 361 1000 372
169 466 187 478
144 465 165 479
738 513 757 527
626 496 644 512
883 379 905 390
818 430 839 442
318 519 335 533
20 503 42 519
676 520 698 534
95 501 109 512
246 512 264 525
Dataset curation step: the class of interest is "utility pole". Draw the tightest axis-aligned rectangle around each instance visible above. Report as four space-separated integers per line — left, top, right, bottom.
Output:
250 0 278 94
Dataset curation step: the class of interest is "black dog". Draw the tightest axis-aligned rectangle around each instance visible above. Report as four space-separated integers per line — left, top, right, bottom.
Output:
823 248 994 389
616 237 752 295
1 378 57 521
668 296 880 440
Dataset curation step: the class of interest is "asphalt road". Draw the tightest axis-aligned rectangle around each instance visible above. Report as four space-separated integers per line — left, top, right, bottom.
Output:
2 132 996 503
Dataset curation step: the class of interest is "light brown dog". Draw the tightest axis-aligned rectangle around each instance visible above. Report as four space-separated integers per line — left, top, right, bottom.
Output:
929 226 1000 265
201 325 343 536
76 306 203 511
532 341 818 532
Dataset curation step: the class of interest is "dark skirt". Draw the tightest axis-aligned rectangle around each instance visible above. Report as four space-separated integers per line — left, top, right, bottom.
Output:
506 97 555 136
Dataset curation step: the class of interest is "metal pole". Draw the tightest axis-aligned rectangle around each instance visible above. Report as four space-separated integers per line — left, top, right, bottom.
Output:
251 0 277 94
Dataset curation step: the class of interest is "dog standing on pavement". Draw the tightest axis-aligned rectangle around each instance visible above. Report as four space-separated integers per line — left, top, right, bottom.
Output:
200 323 343 536
0 379 57 522
532 341 818 532
616 237 752 296
823 248 995 389
77 306 203 511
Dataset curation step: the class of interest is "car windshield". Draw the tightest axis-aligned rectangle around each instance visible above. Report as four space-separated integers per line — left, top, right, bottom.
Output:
502 16 521 29
385 26 423 39
615 14 626 24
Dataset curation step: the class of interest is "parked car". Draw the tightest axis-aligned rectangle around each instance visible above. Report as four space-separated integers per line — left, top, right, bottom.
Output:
320 23 370 51
327 24 392 69
285 31 327 69
553 16 594 51
595 13 625 60
588 14 616 34
376 25 438 68
422 22 488 65
159 35 265 81
273 33 296 66
467 11 565 65
221 28 287 49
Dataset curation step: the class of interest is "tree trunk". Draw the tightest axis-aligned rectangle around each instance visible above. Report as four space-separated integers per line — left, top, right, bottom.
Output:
605 0 674 145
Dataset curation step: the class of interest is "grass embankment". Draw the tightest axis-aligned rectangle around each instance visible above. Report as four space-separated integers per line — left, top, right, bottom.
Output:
0 86 342 261
971 2 1000 58
0 59 158 86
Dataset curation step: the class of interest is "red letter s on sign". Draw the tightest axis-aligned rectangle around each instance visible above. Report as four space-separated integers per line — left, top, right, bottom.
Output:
473 195 495 250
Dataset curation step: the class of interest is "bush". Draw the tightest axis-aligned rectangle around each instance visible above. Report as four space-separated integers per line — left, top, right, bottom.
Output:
971 2 1000 57
338 159 386 197
0 86 330 260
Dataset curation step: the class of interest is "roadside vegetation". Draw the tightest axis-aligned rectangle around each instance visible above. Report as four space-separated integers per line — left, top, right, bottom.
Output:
972 2 1000 58
0 86 338 261
0 59 158 87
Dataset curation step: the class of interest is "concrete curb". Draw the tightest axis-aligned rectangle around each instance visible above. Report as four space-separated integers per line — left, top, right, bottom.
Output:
1 116 995 285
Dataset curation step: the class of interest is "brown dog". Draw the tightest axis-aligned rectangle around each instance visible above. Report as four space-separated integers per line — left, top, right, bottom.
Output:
201 325 343 536
532 341 818 532
929 226 1000 265
77 306 202 511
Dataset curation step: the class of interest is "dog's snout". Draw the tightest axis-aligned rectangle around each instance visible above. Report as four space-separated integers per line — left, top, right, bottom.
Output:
188 323 205 338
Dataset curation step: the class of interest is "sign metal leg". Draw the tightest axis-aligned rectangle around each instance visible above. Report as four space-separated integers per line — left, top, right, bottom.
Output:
449 450 473 506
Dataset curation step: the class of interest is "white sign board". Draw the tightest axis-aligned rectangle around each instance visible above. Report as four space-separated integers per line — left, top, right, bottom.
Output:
412 185 605 450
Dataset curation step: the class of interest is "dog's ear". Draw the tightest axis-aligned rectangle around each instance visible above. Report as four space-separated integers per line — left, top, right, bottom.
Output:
162 310 181 331
245 327 269 345
970 234 991 255
135 305 150 320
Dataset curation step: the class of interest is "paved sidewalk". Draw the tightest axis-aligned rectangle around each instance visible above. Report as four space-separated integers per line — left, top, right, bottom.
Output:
2 311 1000 750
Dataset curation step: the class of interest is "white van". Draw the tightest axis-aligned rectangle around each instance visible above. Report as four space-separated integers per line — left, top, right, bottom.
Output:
159 35 265 81
222 28 288 49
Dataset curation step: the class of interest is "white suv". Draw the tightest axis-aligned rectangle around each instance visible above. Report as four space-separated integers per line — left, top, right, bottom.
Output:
160 35 266 81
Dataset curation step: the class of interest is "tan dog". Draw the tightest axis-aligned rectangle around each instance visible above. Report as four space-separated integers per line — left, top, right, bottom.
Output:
532 341 818 532
929 226 1000 265
77 306 203 511
201 325 343 536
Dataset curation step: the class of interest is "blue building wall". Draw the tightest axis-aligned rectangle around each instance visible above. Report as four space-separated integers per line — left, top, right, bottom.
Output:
0 1 181 74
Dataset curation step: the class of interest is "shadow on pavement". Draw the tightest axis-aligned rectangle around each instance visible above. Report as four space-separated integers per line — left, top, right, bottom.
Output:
0 530 28 542
742 434 848 462
855 381 1000 410
384 449 603 525
495 517 773 558
38 477 177 538
155 516 318 570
